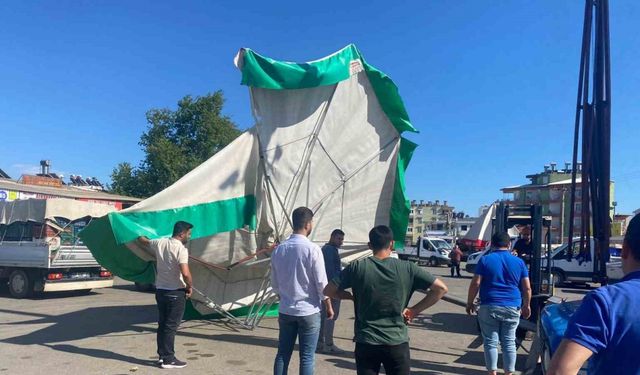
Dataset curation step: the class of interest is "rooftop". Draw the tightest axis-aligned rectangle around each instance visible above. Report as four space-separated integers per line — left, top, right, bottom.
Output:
0 178 141 203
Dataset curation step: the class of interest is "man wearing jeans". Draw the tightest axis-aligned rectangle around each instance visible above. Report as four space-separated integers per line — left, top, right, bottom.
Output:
137 221 194 369
324 225 448 375
318 229 345 354
466 232 532 375
271 207 334 375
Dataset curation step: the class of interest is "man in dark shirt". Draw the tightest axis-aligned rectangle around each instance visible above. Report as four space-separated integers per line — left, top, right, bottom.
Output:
318 229 345 354
324 225 448 375
512 230 532 264
548 214 640 375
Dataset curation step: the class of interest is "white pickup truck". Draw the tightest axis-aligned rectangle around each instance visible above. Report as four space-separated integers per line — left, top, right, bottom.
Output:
0 198 115 298
396 236 452 266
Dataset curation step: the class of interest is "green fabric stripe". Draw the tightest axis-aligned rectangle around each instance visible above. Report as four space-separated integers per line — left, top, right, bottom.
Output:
79 195 257 284
390 138 418 248
183 300 279 320
240 45 360 90
108 195 257 244
361 61 417 134
79 216 157 283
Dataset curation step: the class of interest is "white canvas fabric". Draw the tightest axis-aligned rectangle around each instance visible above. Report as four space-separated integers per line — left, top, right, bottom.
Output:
0 198 115 225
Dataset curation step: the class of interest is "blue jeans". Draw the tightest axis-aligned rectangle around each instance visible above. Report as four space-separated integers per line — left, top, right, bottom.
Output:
478 305 520 373
319 299 341 347
274 312 321 375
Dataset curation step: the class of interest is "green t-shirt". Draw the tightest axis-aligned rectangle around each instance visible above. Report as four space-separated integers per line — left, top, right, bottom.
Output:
332 256 436 345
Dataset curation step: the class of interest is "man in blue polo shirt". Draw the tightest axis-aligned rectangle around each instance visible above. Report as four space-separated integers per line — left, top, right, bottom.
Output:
466 232 532 375
548 214 640 375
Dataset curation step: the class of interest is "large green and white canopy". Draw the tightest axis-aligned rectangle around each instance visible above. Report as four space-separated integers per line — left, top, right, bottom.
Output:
80 44 417 319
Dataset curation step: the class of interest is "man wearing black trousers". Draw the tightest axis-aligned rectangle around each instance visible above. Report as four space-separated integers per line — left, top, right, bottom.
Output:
137 221 194 369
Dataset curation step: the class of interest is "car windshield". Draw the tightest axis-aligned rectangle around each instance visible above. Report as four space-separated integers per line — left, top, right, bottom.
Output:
431 239 451 250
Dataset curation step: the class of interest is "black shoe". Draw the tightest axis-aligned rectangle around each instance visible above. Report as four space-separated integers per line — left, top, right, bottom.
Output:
161 358 187 369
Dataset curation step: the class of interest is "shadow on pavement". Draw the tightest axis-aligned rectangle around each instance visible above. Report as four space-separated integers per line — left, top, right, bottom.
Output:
42 343 158 367
410 312 478 335
0 304 157 344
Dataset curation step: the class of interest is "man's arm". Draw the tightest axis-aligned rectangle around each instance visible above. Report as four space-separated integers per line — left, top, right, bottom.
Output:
180 263 193 298
136 236 151 249
466 274 481 314
403 278 448 322
323 281 354 301
520 277 532 319
547 339 593 375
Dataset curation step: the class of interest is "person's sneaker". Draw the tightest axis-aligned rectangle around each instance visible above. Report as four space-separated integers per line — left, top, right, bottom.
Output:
161 358 187 369
315 344 327 354
326 344 347 354
156 358 163 366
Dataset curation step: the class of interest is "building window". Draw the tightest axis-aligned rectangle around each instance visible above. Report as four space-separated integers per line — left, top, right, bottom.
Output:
407 227 413 233
461 225 468 231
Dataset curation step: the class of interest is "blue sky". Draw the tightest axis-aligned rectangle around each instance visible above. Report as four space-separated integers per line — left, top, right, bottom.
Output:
1 1 638 215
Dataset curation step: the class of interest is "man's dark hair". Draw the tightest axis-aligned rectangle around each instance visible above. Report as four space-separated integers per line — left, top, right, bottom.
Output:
173 221 194 237
491 232 511 248
292 207 314 231
369 225 394 251
331 229 345 238
625 214 640 261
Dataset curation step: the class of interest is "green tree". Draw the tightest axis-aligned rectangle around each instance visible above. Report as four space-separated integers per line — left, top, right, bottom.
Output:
110 91 242 198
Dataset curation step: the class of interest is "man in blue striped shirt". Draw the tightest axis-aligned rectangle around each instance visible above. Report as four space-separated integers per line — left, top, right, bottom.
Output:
271 207 334 375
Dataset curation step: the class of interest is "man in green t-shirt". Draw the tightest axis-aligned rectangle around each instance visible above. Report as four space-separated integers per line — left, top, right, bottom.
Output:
324 225 449 375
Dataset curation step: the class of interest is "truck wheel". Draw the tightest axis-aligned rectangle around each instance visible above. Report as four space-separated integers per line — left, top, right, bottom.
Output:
428 257 437 267
8 270 33 299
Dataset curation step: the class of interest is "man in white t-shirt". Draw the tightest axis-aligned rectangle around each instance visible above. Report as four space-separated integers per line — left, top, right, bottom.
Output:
137 221 193 369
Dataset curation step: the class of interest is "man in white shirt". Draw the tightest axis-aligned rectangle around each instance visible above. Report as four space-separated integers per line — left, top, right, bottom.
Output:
137 221 193 369
271 207 334 375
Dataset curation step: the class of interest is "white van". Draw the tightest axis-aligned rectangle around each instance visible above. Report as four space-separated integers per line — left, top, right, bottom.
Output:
397 237 452 266
548 238 621 284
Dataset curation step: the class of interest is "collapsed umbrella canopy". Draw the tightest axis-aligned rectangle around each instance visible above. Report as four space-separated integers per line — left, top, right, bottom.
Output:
80 44 418 322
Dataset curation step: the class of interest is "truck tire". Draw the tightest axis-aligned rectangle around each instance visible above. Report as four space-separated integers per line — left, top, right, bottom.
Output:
428 256 437 267
8 269 33 299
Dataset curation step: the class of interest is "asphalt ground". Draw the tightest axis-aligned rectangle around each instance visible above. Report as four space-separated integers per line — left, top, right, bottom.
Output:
0 264 590 375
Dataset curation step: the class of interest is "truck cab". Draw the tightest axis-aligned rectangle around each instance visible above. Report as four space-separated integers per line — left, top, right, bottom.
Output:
397 236 452 266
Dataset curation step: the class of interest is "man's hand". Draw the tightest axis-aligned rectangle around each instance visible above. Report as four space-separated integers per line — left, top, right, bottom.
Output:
521 305 531 319
466 302 477 315
185 286 193 299
325 298 335 320
402 307 416 324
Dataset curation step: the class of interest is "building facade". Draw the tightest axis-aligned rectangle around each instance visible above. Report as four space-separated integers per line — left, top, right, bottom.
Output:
502 163 615 244
405 200 475 246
